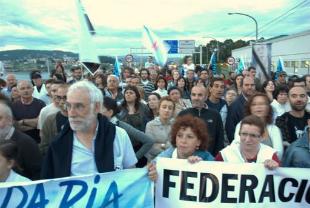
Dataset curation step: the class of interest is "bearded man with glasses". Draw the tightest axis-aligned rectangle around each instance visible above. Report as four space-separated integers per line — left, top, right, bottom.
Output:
41 80 137 179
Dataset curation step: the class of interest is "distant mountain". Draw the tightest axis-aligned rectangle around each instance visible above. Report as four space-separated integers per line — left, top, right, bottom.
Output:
0 49 78 61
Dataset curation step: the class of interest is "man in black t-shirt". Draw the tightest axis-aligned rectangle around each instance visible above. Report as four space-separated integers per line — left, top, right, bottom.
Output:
276 86 310 145
12 80 45 143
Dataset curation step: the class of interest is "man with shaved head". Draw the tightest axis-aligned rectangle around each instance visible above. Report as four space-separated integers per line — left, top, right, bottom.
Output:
276 86 310 145
11 80 45 143
178 85 224 156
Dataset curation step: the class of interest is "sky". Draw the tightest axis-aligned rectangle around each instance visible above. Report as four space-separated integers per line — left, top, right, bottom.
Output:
0 0 310 56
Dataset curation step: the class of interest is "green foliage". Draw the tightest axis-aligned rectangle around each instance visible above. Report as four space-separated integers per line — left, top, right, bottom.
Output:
193 39 249 64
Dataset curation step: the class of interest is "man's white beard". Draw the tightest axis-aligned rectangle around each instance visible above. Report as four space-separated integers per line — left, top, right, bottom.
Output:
0 125 12 139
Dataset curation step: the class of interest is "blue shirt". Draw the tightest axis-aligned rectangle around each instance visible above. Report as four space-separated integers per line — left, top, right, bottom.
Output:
71 125 137 176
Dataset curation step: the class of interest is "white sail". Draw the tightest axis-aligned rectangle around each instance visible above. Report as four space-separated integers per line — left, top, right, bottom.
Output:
75 0 100 75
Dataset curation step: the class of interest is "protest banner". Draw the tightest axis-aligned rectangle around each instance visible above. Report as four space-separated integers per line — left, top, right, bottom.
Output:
155 158 309 208
0 168 153 208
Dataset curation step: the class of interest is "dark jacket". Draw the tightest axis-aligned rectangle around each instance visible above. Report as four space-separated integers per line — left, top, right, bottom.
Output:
118 102 151 132
282 127 310 168
225 94 247 143
41 114 115 179
178 107 224 156
11 129 42 180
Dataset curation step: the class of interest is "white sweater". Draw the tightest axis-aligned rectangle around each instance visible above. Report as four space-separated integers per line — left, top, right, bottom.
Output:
233 122 284 159
220 142 277 163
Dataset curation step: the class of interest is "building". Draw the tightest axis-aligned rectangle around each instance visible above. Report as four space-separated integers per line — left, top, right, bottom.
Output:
232 30 310 76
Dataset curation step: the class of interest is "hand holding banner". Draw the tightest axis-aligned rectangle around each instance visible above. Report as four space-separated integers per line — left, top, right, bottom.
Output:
155 158 309 208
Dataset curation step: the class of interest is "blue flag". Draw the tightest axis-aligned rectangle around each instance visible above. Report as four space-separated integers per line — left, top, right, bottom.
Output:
209 52 217 75
275 57 285 80
235 57 245 75
114 56 121 77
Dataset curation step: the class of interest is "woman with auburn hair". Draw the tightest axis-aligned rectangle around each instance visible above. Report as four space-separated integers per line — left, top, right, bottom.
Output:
232 92 284 159
156 114 213 161
54 62 67 82
147 114 214 182
216 115 280 170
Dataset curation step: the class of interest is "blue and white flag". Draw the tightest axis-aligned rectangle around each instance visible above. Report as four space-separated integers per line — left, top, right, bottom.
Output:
0 168 153 207
75 0 100 74
235 57 246 75
275 57 285 80
142 25 168 66
209 51 217 75
114 56 121 77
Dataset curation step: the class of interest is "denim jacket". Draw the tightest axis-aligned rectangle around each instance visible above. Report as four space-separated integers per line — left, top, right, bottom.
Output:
282 127 310 168
155 147 214 162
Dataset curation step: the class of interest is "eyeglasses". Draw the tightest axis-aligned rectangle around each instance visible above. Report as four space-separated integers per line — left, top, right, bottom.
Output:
55 95 67 101
65 102 88 111
239 132 261 139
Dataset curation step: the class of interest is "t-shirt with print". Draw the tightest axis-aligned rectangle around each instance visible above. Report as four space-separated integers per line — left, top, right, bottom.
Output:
286 112 310 143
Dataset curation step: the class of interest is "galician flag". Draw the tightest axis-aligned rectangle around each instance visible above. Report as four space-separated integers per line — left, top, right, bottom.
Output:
75 0 100 74
275 57 285 80
235 57 245 74
209 51 217 75
114 56 121 77
142 25 168 66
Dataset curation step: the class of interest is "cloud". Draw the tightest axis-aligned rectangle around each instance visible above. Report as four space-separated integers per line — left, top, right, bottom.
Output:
0 0 309 55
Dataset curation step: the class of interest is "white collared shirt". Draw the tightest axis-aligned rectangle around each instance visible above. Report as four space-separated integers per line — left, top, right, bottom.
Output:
71 125 137 176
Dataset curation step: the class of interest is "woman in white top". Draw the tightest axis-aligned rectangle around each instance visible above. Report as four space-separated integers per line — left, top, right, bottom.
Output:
0 140 30 183
233 92 284 159
152 76 168 97
271 85 291 122
216 115 280 170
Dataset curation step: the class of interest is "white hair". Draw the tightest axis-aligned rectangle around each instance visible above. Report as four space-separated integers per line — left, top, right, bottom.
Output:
67 80 103 109
0 102 13 119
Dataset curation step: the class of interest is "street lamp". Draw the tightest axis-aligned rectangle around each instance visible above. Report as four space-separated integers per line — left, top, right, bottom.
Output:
202 36 219 62
228 12 258 41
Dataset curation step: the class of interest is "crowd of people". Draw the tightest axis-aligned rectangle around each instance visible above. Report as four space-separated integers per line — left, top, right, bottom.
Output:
0 57 309 190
